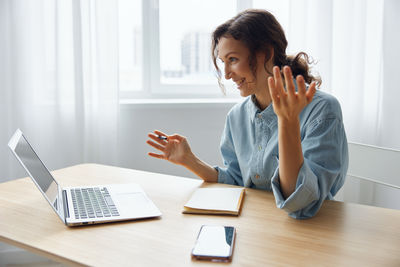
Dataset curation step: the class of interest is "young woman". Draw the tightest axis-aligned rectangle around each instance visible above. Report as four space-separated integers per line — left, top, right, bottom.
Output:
146 9 348 219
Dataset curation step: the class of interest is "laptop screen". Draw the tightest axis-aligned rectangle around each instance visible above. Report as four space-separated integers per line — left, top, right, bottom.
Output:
11 132 59 211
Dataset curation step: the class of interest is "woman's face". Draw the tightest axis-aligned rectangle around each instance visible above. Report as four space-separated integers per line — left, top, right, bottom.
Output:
217 36 270 98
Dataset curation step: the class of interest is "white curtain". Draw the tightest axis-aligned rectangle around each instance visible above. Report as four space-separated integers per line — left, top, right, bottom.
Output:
255 0 400 150
0 0 119 182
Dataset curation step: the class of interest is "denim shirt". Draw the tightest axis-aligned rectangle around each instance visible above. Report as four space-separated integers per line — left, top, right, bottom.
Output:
215 90 348 219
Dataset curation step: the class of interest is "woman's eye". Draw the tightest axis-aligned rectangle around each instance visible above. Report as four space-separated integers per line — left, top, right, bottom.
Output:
229 57 237 63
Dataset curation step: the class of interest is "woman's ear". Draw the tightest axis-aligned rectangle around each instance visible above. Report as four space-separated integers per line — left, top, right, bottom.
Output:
262 47 275 75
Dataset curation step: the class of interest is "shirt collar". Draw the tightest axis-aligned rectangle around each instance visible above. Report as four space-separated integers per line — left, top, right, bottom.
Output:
246 95 259 122
247 95 277 126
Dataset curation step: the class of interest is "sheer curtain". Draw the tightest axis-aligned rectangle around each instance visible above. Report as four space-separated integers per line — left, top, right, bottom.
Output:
0 0 119 182
255 0 400 150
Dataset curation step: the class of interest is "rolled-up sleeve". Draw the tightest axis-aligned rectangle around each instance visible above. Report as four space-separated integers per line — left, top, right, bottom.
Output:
271 116 348 219
215 116 244 186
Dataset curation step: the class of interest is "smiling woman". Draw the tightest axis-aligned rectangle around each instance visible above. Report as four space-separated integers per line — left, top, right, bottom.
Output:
146 9 349 219
212 10 321 99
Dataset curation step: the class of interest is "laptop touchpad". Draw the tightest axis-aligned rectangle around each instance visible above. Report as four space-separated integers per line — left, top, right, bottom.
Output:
115 192 152 214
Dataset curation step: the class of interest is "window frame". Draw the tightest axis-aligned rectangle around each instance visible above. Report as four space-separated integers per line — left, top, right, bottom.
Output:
119 0 253 100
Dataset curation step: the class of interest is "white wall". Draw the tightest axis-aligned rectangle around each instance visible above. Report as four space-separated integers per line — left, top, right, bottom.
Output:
0 102 235 183
117 102 235 179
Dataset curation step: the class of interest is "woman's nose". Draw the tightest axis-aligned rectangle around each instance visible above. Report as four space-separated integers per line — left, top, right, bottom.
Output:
224 64 232 80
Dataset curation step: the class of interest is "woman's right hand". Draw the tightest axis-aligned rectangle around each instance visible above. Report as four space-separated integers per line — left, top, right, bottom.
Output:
146 130 193 166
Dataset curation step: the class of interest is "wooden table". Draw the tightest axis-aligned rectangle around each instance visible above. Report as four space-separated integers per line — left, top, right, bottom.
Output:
0 164 399 266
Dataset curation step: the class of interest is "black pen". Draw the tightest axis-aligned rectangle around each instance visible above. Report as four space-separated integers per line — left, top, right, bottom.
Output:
157 135 168 141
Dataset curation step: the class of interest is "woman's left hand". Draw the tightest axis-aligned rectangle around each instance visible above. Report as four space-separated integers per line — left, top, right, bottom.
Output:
268 66 316 121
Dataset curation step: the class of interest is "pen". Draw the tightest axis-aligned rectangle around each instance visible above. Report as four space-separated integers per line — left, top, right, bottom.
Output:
157 135 168 141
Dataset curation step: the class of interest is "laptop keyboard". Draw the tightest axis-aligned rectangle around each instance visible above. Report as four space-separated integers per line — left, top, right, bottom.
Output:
71 187 120 219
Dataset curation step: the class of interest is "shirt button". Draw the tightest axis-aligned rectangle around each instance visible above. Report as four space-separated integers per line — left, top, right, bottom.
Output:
255 174 260 179
258 114 262 119
258 145 262 151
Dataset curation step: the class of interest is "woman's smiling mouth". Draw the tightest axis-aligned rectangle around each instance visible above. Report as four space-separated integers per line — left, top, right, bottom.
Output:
234 78 246 88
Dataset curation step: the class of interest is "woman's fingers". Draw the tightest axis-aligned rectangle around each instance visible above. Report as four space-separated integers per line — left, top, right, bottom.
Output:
273 66 285 96
269 66 317 120
154 130 168 138
306 81 317 103
146 139 165 152
283 66 296 96
268 76 280 104
148 133 167 145
147 130 190 165
154 129 167 136
168 134 184 141
296 75 306 96
147 152 165 159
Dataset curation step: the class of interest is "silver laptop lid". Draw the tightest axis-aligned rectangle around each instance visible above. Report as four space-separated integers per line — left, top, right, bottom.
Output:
8 129 65 222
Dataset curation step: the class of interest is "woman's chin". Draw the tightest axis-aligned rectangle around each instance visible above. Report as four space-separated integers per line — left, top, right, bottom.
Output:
238 88 251 97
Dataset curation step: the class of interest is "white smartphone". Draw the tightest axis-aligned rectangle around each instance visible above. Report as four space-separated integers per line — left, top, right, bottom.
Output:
191 225 236 262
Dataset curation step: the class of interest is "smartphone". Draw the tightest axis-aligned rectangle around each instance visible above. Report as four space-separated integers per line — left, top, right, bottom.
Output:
191 225 236 262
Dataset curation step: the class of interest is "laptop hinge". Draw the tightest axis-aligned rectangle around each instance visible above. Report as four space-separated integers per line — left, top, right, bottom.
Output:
62 190 70 220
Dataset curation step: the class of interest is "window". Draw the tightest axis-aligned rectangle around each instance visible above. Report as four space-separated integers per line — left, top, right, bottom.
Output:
159 0 235 87
118 0 142 92
118 0 250 100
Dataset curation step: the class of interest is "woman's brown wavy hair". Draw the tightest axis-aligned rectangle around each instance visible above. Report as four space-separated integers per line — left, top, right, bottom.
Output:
211 9 321 91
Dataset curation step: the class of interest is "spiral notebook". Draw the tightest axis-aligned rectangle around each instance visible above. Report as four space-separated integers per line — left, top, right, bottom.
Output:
183 187 245 216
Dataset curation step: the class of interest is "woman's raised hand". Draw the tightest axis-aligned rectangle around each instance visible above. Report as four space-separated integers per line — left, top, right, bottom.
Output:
146 130 193 166
268 66 316 121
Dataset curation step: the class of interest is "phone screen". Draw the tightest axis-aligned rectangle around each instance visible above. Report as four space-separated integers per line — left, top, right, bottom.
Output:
191 225 236 262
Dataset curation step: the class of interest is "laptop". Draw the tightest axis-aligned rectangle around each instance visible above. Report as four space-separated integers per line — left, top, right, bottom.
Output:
8 129 162 226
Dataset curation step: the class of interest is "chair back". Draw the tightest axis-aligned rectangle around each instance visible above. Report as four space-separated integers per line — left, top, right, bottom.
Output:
335 142 400 210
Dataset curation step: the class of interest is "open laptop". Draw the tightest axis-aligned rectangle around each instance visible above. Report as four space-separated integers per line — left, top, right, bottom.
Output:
8 129 162 226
